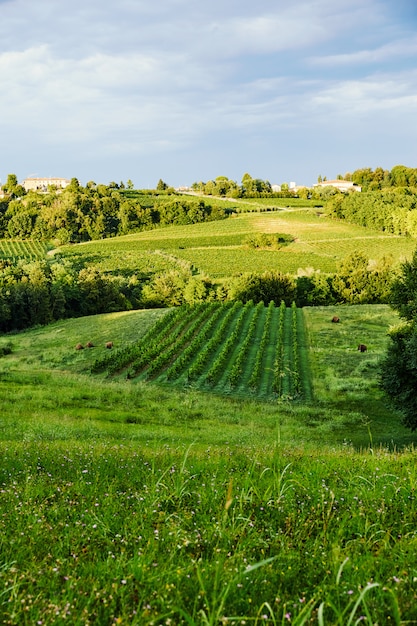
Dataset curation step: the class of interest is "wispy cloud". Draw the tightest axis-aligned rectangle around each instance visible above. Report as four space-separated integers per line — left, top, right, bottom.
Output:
310 36 417 67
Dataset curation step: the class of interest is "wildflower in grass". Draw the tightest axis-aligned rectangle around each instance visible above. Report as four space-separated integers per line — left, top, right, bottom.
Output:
285 612 291 621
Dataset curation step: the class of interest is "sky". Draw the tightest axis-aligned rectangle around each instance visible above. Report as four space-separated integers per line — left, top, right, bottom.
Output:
1 0 417 188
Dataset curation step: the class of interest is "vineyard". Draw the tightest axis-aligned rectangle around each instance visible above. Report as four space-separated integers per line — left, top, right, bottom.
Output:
56 207 416 279
0 239 50 261
92 301 313 401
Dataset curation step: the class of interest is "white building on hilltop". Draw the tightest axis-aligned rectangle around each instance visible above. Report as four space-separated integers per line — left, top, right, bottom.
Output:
22 177 71 192
313 179 362 192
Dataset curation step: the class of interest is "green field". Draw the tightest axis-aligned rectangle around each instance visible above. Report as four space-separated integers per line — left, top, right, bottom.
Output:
56 208 416 279
0 303 409 448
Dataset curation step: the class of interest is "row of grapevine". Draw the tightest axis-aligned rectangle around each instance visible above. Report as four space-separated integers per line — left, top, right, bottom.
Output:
204 300 256 385
0 239 48 260
272 301 287 395
227 301 265 388
187 301 243 381
291 301 301 396
247 300 275 390
91 306 191 374
140 303 220 380
164 304 230 381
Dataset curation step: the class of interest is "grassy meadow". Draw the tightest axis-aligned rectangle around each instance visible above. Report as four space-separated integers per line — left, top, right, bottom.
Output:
1 201 417 624
1 302 417 624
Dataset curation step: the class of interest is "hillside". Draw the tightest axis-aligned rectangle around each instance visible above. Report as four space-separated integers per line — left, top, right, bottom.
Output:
1 198 417 624
0 302 412 449
56 204 416 279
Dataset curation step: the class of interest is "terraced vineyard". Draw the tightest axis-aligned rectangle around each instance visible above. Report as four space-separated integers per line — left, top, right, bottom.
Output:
92 301 313 401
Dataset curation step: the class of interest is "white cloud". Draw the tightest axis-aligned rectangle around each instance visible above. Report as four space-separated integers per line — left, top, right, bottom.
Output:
309 72 417 117
310 36 417 67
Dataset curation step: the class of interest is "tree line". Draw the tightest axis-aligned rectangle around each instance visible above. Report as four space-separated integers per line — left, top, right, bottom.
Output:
191 165 417 199
345 164 417 191
0 177 226 244
325 189 417 236
0 250 396 333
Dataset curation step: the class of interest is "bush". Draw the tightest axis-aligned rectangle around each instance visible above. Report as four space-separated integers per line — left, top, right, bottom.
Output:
0 342 12 357
228 271 296 305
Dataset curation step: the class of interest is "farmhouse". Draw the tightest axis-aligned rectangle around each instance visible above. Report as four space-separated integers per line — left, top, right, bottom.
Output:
313 179 362 192
22 177 71 192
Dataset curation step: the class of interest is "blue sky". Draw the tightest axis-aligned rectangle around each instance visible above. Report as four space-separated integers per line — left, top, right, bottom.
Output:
1 0 416 188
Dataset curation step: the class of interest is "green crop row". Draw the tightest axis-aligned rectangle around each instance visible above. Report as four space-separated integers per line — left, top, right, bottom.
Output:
204 300 255 385
164 304 228 381
0 239 49 260
90 306 183 374
247 300 275 390
90 301 312 401
291 301 301 395
141 304 217 380
228 301 265 387
187 302 243 381
272 301 287 395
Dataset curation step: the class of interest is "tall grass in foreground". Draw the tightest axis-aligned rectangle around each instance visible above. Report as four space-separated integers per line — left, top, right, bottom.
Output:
0 442 416 624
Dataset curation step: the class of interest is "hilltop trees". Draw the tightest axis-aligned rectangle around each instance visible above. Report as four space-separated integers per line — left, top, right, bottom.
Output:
192 174 278 198
0 179 226 242
380 248 417 430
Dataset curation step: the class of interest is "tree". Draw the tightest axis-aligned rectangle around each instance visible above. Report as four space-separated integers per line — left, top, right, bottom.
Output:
141 270 190 307
380 322 417 430
332 252 391 304
380 248 417 429
389 249 417 320
2 173 26 198
156 179 168 191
